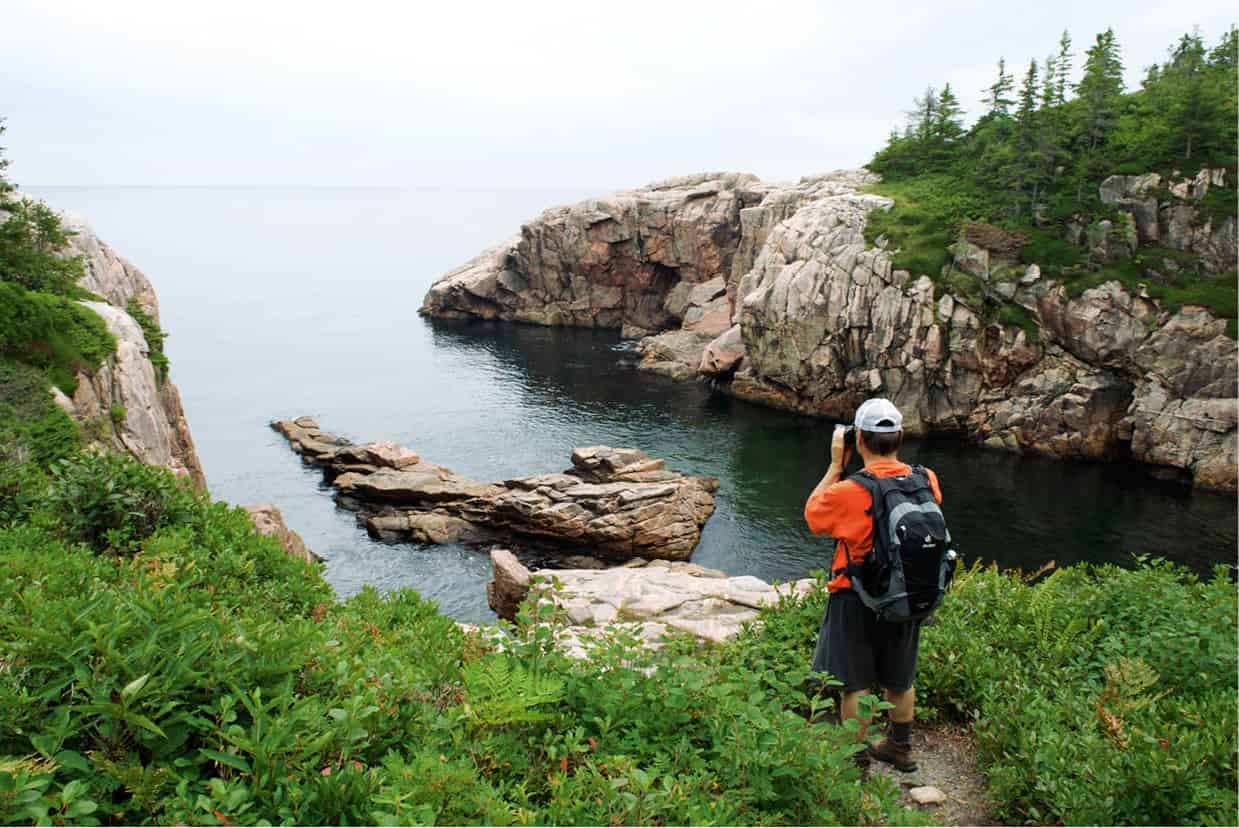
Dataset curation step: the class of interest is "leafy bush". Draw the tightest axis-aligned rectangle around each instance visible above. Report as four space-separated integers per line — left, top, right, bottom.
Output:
917 559 1237 825
45 451 201 555
0 361 80 467
2 451 1234 825
0 283 115 394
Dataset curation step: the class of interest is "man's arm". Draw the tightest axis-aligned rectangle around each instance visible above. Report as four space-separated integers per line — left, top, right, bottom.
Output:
804 426 855 535
809 425 853 499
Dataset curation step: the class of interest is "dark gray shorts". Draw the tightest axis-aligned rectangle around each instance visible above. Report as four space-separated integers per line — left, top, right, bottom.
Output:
811 589 921 692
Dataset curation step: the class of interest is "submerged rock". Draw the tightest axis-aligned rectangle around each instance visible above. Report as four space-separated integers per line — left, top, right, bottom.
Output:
272 419 718 561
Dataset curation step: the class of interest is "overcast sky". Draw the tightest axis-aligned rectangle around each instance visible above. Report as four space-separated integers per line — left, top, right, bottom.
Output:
3 0 1234 190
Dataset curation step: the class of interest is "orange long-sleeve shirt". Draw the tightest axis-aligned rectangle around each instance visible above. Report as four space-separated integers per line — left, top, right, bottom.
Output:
804 459 943 592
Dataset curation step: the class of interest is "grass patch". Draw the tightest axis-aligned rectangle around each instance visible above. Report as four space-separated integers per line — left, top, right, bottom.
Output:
0 361 81 468
1062 249 1237 337
863 174 987 279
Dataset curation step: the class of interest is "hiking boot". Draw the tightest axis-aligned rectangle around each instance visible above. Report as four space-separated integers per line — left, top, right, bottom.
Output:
868 737 918 773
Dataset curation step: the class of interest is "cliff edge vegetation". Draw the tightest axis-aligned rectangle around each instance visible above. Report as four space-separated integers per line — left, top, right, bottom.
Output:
865 27 1237 335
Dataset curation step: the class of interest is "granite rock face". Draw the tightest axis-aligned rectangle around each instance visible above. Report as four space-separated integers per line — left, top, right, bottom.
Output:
1099 169 1237 273
272 419 719 561
421 170 1237 491
40 209 206 488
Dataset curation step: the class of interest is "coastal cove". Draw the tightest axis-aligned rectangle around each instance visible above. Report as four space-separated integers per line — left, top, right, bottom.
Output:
33 185 1237 622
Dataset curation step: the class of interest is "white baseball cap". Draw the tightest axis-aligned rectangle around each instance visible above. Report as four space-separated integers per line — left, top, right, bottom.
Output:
854 398 903 433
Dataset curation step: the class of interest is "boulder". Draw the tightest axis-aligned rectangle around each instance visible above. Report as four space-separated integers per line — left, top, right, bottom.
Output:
700 324 746 376
515 557 817 646
243 503 322 563
23 202 207 489
73 301 205 487
487 548 532 620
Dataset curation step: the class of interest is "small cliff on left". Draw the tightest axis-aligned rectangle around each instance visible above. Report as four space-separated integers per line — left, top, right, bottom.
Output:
58 211 206 487
0 193 204 488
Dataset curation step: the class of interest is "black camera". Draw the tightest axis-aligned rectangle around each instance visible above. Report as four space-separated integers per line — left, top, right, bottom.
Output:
839 425 856 451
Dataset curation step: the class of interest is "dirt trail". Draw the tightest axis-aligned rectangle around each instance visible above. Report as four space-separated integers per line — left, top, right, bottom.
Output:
870 723 998 826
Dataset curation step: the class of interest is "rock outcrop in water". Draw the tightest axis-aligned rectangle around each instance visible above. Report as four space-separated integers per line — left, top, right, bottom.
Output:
50 211 206 488
420 171 1237 491
271 417 718 560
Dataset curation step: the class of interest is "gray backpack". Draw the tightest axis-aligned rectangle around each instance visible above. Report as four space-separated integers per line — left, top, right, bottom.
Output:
845 466 957 623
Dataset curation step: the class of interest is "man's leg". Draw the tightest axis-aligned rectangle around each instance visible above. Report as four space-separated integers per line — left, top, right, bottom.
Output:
868 685 918 771
868 617 922 773
884 685 914 723
840 688 870 724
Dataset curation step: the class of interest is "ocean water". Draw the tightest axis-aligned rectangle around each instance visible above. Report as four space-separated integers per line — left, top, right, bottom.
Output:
32 186 1238 621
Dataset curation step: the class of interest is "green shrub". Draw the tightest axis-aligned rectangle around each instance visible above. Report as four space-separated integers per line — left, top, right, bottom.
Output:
3 446 1233 825
917 560 1237 825
0 283 115 394
45 451 201 555
0 361 81 467
125 300 168 386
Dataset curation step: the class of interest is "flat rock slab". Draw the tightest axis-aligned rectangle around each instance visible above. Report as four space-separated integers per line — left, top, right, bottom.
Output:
271 420 718 561
486 547 815 647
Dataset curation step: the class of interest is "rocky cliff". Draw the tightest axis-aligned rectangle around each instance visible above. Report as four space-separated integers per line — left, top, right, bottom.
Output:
55 212 206 488
421 171 1237 491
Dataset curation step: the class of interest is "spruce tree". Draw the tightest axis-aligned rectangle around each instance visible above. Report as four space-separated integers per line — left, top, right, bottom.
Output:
1055 31 1073 105
1074 29 1125 197
1076 29 1125 152
983 59 1015 117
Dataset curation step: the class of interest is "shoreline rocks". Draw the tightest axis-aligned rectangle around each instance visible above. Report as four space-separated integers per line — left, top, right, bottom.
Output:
485 548 816 654
419 170 1237 492
271 418 719 561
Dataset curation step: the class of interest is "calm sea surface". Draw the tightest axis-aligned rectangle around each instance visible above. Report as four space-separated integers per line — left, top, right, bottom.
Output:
31 187 1238 621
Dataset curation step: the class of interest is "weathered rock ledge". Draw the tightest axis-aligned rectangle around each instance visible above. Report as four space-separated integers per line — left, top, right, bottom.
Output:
419 170 1237 491
484 548 815 654
47 208 206 488
271 417 718 561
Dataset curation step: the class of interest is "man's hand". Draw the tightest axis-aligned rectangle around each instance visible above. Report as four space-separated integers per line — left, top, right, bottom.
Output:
810 425 853 500
830 425 853 469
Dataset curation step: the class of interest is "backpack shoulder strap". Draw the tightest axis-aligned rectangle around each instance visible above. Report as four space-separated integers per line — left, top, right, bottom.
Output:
847 469 879 515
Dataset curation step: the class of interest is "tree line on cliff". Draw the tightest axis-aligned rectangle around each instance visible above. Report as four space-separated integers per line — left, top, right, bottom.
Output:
870 26 1238 221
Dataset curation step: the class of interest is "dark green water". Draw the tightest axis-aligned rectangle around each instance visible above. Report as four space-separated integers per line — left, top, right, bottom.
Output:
31 187 1238 622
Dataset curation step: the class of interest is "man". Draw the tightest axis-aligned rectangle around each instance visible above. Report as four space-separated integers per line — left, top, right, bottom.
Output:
803 398 942 773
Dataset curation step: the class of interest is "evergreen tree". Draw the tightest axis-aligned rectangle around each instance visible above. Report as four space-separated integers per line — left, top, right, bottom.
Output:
0 118 11 199
909 85 938 142
1054 31 1073 105
1014 61 1047 215
1073 29 1125 197
933 84 965 142
1164 31 1214 160
983 58 1015 116
1075 28 1125 152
